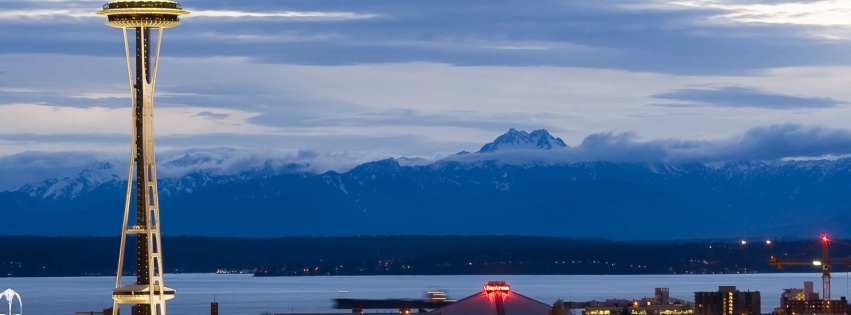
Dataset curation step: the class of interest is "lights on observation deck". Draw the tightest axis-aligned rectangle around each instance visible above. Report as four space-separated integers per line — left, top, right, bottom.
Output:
96 0 189 28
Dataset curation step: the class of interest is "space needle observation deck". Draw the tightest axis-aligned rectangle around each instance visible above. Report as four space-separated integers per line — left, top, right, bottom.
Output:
98 1 188 28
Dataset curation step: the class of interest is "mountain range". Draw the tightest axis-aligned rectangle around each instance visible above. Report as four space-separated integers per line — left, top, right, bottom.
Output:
2 128 850 240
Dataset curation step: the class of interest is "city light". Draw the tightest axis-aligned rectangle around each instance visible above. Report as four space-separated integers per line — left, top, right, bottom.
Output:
483 281 510 303
813 261 822 266
483 283 511 293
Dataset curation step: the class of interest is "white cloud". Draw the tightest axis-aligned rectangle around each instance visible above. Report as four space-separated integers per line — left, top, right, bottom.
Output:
190 32 340 43
443 123 851 165
632 0 851 40
0 87 42 93
13 0 102 2
5 0 851 191
155 148 398 177
0 104 124 134
231 62 851 142
186 10 377 21
372 38 596 54
484 45 551 51
0 147 408 190
7 49 851 156
0 103 279 135
674 0 851 26
0 7 375 22
0 9 95 20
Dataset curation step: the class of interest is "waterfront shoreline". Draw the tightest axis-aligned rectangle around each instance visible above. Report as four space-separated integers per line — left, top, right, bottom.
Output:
1 273 839 314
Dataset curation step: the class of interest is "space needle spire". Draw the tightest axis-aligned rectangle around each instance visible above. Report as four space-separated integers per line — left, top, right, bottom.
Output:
96 1 188 315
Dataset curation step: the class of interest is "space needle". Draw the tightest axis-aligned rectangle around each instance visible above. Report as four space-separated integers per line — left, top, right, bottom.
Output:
96 1 188 315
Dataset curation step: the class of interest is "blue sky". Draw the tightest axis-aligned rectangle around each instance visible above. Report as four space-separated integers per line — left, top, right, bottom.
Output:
3 0 851 188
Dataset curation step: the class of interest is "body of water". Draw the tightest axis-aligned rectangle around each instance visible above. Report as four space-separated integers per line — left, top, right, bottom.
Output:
1 273 848 315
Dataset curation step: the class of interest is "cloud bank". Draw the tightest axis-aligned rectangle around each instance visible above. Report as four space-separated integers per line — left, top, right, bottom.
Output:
0 147 394 191
445 124 851 165
6 124 851 191
6 0 851 73
4 0 851 189
653 86 842 109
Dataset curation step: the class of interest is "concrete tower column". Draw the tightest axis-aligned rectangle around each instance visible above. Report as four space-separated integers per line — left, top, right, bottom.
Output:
96 2 189 315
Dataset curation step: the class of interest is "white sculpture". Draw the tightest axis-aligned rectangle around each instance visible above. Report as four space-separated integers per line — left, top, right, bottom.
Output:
0 288 21 315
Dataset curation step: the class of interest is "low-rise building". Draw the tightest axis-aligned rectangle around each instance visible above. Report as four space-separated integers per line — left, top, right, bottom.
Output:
777 281 849 315
694 286 760 315
585 288 694 315
783 297 848 315
430 281 554 315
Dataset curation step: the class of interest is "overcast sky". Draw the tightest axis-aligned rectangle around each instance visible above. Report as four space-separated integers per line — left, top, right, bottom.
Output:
3 0 851 187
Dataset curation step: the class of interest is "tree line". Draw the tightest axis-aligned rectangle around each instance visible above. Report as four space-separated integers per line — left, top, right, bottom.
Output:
0 235 845 277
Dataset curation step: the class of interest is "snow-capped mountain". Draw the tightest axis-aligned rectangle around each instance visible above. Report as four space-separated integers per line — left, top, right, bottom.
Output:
19 162 121 200
478 128 568 152
4 128 851 239
16 149 316 201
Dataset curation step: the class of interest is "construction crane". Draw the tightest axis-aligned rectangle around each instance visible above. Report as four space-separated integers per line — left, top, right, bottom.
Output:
770 233 851 301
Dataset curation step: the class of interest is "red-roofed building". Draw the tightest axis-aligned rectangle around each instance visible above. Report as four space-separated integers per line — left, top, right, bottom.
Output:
429 281 553 315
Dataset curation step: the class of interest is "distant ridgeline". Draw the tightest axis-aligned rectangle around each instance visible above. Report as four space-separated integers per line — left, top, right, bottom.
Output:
0 235 846 277
5 128 851 240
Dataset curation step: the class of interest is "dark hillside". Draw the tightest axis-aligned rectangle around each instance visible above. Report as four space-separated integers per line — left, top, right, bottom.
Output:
1 235 846 277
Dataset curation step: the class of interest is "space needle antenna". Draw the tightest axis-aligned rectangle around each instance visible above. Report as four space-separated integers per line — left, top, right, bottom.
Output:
96 1 188 315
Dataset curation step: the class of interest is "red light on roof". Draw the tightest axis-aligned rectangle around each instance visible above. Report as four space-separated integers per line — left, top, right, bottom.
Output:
822 234 830 243
483 281 510 304
483 281 510 293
